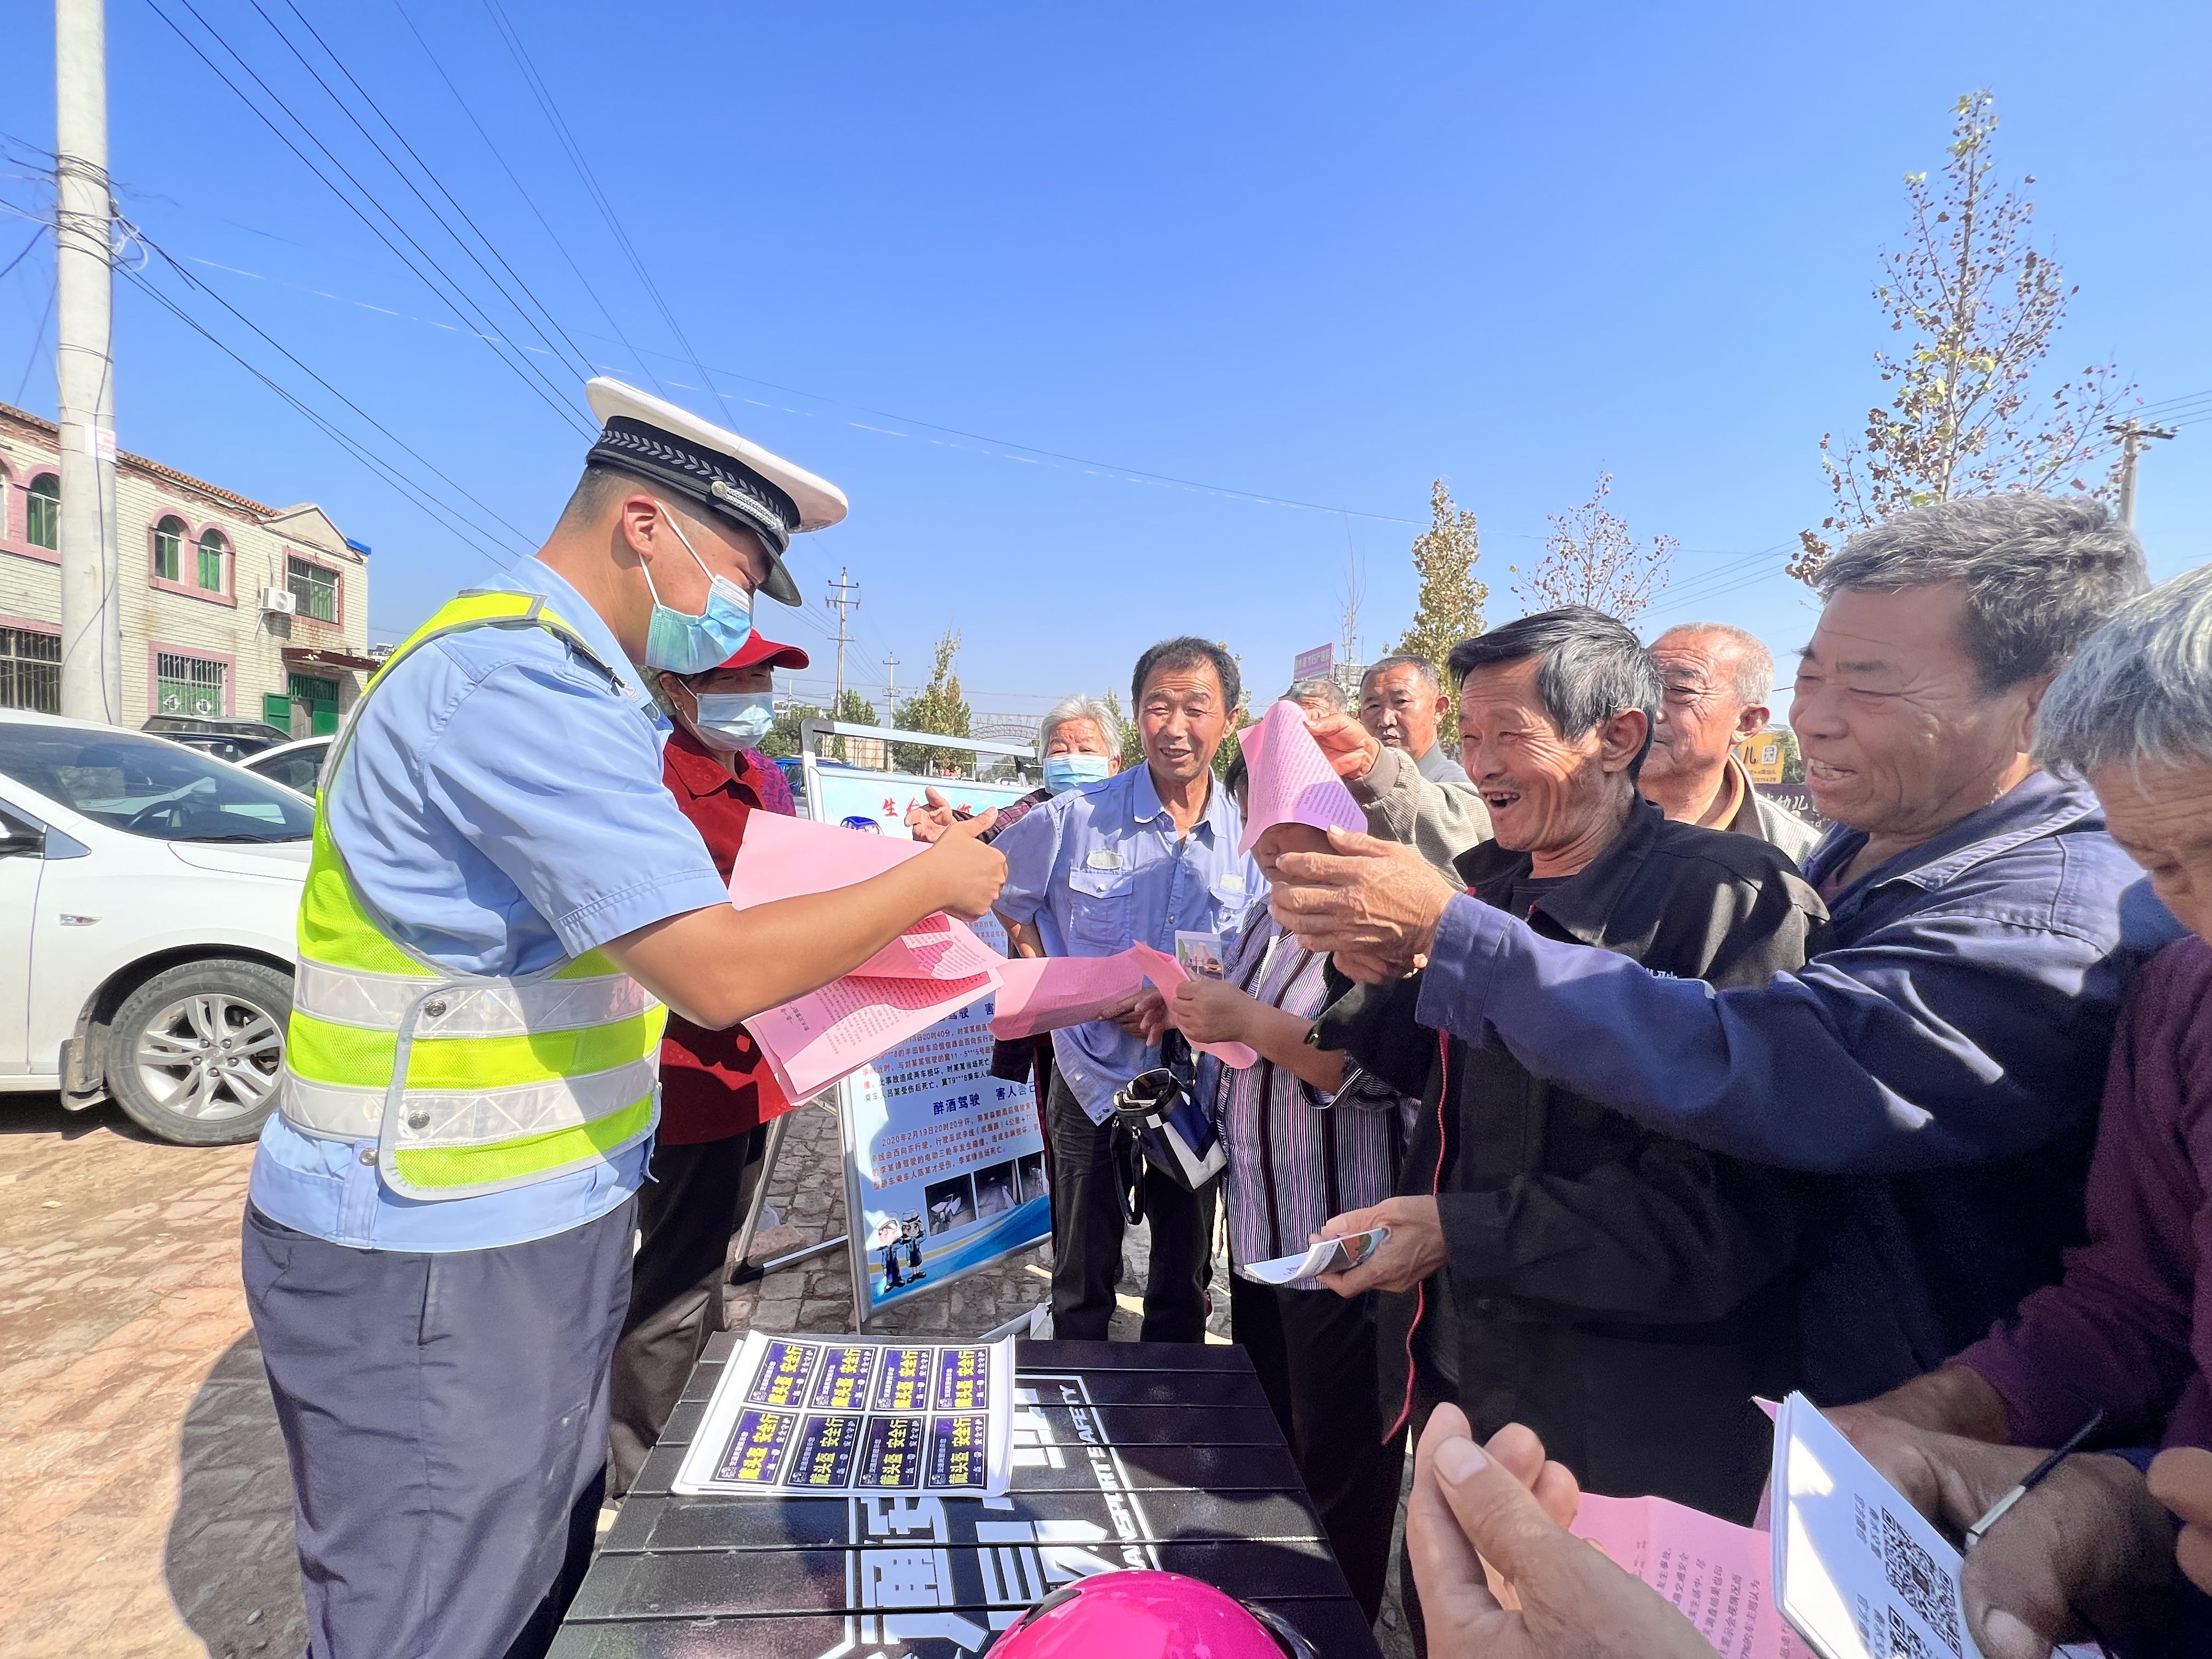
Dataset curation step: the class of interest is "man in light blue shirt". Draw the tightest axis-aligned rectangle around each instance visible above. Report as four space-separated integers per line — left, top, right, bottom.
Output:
241 380 1006 1659
994 636 1261 1341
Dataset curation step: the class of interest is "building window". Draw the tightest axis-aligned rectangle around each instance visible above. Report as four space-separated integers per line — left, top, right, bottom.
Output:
287 555 337 623
27 474 59 550
197 529 227 592
1 627 61 713
155 651 227 718
154 515 187 582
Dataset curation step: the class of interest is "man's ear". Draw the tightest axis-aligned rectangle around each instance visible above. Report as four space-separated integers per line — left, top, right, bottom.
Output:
1734 702 1771 740
2012 673 2055 756
1598 708 1650 775
617 493 664 563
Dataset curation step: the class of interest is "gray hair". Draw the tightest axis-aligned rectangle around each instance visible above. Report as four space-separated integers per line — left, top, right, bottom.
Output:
2036 563 2212 776
1448 606 1660 776
1040 693 1121 755
1818 494 2149 690
1652 622 1773 708
1283 676 1348 712
1361 654 1442 695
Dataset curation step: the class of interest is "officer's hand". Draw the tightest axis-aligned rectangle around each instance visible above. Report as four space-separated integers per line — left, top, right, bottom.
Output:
918 813 1004 920
1408 1403 1713 1659
1167 975 1254 1046
1305 710 1383 783
1316 1195 1446 1296
905 787 960 845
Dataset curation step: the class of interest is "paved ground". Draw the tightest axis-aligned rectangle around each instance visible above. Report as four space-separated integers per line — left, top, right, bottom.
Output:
0 1091 1409 1657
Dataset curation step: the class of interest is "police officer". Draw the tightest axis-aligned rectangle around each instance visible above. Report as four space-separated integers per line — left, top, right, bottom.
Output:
242 380 1006 1659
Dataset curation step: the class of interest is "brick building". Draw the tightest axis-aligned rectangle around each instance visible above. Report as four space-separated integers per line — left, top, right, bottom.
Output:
0 399 375 736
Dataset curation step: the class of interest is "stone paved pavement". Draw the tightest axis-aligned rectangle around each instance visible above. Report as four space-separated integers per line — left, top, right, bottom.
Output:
0 1091 1407 1656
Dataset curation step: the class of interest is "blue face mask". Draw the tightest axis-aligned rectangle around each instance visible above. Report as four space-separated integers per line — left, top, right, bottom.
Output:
640 506 753 675
1042 753 1111 794
693 690 775 750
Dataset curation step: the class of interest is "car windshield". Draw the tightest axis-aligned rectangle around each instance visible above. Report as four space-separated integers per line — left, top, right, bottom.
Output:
0 724 314 842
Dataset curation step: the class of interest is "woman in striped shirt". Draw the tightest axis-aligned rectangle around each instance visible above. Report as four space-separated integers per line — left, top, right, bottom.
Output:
1157 749 1411 1622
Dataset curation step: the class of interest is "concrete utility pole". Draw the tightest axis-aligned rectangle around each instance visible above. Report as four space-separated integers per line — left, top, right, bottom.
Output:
882 650 899 714
54 0 122 724
2108 417 2177 528
825 568 860 713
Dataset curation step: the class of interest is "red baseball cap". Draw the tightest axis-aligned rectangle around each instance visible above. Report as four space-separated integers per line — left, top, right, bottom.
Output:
718 632 810 673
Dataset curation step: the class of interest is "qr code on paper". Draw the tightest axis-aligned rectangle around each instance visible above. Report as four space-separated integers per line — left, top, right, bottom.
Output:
1880 1508 1961 1656
1886 1607 1930 1659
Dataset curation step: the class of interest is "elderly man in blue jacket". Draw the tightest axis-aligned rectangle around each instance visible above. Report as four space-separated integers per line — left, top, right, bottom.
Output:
1277 494 2176 1402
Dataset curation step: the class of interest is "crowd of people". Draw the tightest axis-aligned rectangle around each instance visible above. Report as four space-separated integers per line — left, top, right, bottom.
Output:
912 491 2212 1657
241 371 2212 1659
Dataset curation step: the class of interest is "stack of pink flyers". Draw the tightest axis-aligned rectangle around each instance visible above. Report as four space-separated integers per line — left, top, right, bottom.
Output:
724 813 1001 1101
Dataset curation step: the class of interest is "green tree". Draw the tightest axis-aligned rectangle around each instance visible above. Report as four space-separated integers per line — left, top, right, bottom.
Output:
1392 479 1488 719
761 701 822 760
893 628 973 774
1101 689 1144 771
1792 91 2134 585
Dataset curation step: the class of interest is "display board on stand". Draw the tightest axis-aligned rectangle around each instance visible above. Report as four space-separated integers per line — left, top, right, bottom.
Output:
751 721 1053 1329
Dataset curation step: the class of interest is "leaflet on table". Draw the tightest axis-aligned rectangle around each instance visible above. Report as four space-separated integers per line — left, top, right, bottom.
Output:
1242 1226 1390 1286
674 1331 1015 1498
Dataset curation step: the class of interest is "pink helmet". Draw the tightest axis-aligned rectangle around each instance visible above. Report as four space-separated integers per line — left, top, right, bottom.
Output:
991 1569 1317 1658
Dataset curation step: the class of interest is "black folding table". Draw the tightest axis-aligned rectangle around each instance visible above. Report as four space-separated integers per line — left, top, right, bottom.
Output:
550 1336 1384 1657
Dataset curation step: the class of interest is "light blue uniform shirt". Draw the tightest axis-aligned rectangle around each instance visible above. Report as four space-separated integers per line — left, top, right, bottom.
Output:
247 558 731 1252
992 764 1263 1124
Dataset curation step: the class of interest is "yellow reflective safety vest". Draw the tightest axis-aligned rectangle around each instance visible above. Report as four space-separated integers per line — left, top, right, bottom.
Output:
276 589 665 1201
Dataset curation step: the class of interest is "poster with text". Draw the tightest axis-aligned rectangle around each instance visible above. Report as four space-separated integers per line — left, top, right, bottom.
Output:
803 755 1051 1321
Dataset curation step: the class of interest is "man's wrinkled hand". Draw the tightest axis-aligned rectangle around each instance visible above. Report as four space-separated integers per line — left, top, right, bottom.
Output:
1269 826 1458 962
1127 988 1169 1046
1304 710 1383 783
1844 1418 2173 1659
1408 1403 1713 1659
1316 1196 1446 1296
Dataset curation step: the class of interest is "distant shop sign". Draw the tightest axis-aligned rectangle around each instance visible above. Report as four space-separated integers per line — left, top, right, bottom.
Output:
1291 644 1334 682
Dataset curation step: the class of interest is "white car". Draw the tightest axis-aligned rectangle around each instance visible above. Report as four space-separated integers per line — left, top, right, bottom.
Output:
0 708 312 1145
243 736 332 798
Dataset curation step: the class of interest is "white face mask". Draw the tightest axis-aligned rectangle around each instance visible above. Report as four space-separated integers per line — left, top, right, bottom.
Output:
692 690 775 750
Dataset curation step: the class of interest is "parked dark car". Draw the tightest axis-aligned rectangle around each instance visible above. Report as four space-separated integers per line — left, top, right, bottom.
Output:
141 715 291 764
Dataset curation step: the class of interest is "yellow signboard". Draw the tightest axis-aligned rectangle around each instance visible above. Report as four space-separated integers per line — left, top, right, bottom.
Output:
1736 733 1787 785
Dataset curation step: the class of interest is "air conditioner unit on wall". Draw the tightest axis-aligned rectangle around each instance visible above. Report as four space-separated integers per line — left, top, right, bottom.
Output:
262 587 297 615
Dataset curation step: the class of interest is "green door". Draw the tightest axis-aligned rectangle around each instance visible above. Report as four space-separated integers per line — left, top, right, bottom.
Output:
261 692 292 731
287 673 341 737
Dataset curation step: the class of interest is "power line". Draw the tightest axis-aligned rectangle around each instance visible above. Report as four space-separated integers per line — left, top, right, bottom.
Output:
385 0 670 399
120 263 517 568
478 0 725 414
134 228 535 550
139 0 592 437
247 0 599 381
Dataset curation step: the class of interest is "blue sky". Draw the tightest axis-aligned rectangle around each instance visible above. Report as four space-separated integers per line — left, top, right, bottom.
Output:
4 2 2208 720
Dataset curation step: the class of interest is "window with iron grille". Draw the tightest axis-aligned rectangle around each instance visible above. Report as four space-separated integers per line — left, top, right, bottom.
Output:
154 516 186 582
0 627 60 713
198 529 226 592
286 555 337 623
27 474 59 550
155 651 227 718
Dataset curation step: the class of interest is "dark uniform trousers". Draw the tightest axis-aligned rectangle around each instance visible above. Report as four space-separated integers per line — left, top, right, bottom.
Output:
1045 1073 1216 1342
242 1198 633 1659
607 1126 769 1497
1229 1274 1406 1623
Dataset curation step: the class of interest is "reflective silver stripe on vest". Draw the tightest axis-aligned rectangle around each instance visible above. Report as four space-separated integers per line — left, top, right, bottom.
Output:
291 959 656 1035
280 1056 659 1143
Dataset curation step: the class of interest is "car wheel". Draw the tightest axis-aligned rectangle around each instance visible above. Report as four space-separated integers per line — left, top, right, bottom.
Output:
105 958 291 1146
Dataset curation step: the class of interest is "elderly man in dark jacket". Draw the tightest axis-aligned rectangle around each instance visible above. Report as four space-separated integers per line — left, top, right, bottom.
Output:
1280 496 2169 1412
1313 608 1827 1537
